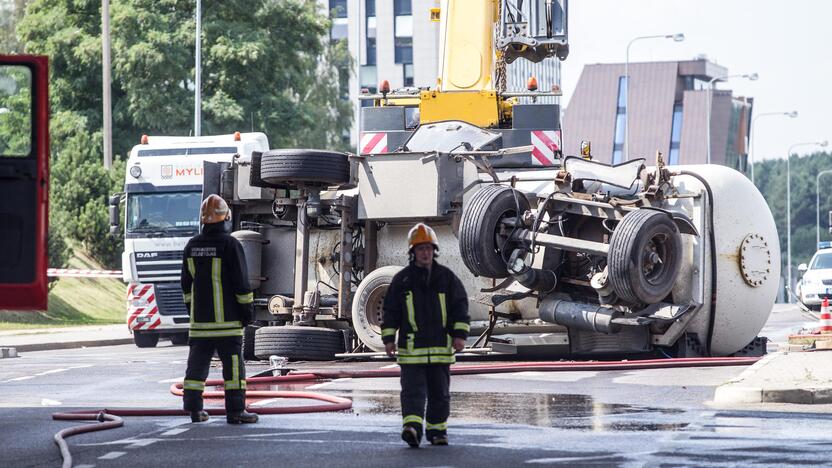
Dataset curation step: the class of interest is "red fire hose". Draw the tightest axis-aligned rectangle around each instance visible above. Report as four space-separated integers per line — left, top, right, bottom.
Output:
52 356 759 467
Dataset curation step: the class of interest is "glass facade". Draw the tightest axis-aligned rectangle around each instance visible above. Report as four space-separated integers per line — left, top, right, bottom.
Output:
611 76 628 164
394 0 413 64
669 102 683 165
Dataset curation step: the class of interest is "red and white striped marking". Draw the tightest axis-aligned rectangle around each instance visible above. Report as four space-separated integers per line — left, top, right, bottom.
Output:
530 130 561 166
820 299 832 333
48 268 122 278
127 284 161 331
360 132 388 154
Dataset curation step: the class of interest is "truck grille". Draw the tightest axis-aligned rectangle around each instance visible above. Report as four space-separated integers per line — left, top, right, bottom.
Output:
822 279 832 286
154 283 189 316
135 250 183 283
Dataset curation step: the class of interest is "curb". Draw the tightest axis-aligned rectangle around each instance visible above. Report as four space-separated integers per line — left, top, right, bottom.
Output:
5 338 135 353
713 353 832 405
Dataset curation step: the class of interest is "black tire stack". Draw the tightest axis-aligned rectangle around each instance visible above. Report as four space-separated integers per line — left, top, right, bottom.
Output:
260 149 350 188
253 326 345 361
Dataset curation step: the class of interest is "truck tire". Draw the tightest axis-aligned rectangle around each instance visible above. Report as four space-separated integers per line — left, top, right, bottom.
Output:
260 149 350 188
253 326 345 361
170 333 188 346
459 185 530 278
608 209 682 305
133 331 159 348
241 324 260 361
351 266 403 352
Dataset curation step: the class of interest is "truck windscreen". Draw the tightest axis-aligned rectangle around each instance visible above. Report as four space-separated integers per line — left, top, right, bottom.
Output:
126 191 201 235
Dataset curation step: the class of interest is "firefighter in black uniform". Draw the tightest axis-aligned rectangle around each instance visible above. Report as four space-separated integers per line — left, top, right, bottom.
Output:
180 194 258 424
381 223 470 447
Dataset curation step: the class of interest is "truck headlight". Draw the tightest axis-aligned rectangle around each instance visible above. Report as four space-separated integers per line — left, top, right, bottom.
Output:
129 165 142 178
131 298 149 307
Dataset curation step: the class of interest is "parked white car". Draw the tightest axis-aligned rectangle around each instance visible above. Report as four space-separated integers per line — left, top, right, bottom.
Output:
798 243 832 310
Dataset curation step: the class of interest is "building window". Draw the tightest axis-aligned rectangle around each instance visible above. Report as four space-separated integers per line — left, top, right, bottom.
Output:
366 0 375 17
403 63 414 87
366 9 376 65
394 0 412 16
668 102 683 165
329 0 347 18
329 0 348 41
394 1 413 65
611 76 627 164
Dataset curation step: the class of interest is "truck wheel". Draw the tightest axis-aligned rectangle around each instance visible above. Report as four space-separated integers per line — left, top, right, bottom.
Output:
133 331 159 348
170 333 188 346
253 326 345 361
260 149 350 188
459 185 529 278
608 209 682 305
351 266 403 352
241 324 260 361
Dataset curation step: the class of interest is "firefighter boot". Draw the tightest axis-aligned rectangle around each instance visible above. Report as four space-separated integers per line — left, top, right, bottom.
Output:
226 410 259 424
401 425 420 448
190 410 209 423
429 434 448 446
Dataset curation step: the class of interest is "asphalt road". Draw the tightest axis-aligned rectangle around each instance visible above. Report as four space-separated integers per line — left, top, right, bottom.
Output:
2 304 830 467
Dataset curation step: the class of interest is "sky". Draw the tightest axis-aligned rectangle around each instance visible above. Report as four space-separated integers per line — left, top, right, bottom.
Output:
561 0 831 161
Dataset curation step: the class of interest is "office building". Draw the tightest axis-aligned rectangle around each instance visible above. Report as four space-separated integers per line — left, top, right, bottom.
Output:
563 58 753 171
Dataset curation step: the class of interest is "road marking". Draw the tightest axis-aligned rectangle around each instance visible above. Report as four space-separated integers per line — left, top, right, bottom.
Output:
99 451 126 460
380 364 398 369
306 381 333 390
158 377 183 383
250 398 281 407
41 398 62 406
128 439 158 447
161 428 190 436
4 364 92 382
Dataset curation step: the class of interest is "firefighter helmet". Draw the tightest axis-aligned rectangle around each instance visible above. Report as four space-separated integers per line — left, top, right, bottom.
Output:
200 194 230 224
407 223 439 251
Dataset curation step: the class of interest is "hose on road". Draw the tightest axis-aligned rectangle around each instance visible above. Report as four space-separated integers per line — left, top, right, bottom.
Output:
52 356 759 466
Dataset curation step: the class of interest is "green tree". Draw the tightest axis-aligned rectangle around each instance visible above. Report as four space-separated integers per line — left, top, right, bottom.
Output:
13 0 352 268
754 151 832 273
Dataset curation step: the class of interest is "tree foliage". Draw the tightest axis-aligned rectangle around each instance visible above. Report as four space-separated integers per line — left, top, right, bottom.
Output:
11 0 352 268
754 151 832 274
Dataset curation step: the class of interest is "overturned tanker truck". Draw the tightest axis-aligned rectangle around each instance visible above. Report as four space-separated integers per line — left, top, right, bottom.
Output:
204 0 779 360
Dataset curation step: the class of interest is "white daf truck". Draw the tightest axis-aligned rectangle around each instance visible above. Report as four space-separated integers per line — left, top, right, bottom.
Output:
109 132 269 347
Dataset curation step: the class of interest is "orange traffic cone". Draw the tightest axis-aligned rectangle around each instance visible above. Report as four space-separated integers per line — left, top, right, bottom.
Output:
820 298 832 334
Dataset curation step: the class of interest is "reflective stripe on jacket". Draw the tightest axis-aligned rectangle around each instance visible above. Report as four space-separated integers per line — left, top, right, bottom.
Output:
181 222 253 338
381 261 469 365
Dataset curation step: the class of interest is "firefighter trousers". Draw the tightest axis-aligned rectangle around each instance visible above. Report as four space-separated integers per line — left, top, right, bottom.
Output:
400 364 450 440
183 336 246 413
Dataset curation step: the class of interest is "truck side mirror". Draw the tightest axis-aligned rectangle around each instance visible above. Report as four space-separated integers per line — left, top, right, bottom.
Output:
798 263 808 273
108 193 122 237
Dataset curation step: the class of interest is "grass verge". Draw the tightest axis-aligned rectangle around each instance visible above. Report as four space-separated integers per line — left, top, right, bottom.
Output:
0 251 125 330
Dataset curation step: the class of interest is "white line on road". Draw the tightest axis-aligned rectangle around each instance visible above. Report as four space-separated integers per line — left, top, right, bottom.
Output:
157 377 183 383
99 451 126 460
306 381 333 390
4 364 93 382
160 428 190 437
128 439 159 448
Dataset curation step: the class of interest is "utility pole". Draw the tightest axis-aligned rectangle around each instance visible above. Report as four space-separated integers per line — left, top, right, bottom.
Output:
102 0 112 169
194 0 202 137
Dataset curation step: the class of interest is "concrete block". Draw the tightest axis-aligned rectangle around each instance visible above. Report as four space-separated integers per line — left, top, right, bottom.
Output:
713 385 762 404
811 387 832 404
0 347 18 359
762 388 814 404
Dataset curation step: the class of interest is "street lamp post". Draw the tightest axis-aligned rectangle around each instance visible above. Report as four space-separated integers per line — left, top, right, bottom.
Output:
787 140 829 301
706 72 758 164
817 169 832 246
624 33 684 161
750 111 798 184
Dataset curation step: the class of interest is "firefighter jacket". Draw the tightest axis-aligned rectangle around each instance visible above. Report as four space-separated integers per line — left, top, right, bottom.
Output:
180 222 254 338
381 261 470 365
